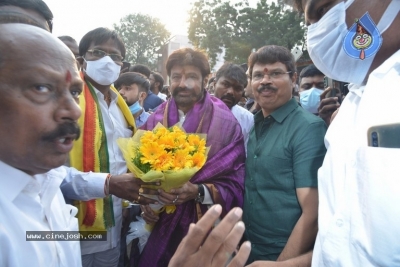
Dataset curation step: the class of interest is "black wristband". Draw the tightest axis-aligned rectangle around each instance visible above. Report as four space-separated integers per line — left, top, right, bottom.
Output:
196 184 205 203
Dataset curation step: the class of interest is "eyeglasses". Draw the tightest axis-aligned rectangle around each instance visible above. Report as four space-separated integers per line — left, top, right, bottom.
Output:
86 49 123 63
252 71 292 81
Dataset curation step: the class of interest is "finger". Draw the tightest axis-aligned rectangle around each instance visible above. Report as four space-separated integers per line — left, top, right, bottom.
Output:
139 187 159 195
212 221 246 266
158 190 176 202
319 97 338 106
158 195 174 204
138 179 161 186
319 104 340 113
179 205 223 255
201 207 242 256
138 195 159 205
169 223 196 266
227 241 251 267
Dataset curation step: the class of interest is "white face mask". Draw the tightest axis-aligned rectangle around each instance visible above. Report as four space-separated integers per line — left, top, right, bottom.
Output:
307 0 400 85
84 56 121 86
300 88 323 114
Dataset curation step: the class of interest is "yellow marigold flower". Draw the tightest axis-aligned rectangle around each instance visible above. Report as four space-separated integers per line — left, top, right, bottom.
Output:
155 127 169 138
140 141 165 165
141 131 158 143
192 151 206 168
173 149 193 170
158 134 175 150
152 151 173 171
188 135 206 153
174 134 189 150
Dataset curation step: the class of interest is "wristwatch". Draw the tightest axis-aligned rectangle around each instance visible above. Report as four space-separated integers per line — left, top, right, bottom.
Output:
195 184 205 203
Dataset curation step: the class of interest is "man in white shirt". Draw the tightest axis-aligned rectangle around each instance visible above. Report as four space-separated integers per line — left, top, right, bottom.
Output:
289 0 400 266
62 27 159 267
0 23 83 267
213 62 254 148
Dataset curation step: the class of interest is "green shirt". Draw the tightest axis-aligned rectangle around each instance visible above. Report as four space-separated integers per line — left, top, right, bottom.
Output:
243 98 327 262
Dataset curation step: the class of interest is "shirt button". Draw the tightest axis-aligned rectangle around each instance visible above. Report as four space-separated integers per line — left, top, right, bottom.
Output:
336 219 343 227
254 155 257 159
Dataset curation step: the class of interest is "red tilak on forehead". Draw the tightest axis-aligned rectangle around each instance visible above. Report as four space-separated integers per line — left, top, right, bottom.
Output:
263 67 269 73
65 71 71 83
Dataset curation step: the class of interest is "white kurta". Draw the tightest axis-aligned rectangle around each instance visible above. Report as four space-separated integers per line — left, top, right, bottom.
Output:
312 50 400 266
0 161 82 267
61 88 132 255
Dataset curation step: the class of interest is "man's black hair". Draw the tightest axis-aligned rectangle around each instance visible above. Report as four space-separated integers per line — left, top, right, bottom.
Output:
151 71 164 90
248 45 297 79
58 35 77 44
129 64 151 78
215 62 248 88
299 64 324 80
0 0 53 32
114 72 150 93
79 27 126 59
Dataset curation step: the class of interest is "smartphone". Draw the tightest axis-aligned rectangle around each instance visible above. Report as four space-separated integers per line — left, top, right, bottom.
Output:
291 47 303 62
367 123 400 148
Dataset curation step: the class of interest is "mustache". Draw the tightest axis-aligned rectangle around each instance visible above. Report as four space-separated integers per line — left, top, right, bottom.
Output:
256 84 278 93
42 122 81 142
221 94 235 103
172 86 197 96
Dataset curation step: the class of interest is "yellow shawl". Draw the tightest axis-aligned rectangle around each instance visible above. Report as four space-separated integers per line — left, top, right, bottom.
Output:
70 73 135 231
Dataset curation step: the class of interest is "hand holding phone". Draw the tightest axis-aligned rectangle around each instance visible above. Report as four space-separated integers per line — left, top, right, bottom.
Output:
318 87 341 126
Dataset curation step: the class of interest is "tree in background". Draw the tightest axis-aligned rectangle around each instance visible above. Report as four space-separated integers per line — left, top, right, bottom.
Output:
114 13 170 69
188 0 306 68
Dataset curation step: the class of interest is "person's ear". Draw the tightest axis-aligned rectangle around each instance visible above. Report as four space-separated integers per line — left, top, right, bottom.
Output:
291 72 298 85
77 56 84 67
139 91 147 101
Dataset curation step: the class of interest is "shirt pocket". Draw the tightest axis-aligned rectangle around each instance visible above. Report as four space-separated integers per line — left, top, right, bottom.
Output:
351 146 400 266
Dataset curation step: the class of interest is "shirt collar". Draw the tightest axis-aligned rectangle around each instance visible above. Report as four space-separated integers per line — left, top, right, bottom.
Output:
254 98 298 124
0 160 35 201
93 86 118 102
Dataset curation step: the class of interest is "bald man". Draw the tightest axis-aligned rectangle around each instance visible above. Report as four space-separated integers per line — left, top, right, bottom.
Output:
0 23 82 266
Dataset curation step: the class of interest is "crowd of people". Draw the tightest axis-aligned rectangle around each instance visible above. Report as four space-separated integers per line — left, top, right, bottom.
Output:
1 0 399 266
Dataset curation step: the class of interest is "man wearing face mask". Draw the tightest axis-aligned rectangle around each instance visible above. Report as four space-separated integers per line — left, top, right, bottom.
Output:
115 72 151 127
289 0 400 266
298 64 325 115
61 27 159 267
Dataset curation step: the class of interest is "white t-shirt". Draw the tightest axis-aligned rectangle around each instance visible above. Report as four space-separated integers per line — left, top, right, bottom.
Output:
231 104 254 151
157 92 167 101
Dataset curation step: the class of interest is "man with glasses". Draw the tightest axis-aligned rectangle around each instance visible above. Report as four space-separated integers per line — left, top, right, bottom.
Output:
242 45 327 265
61 27 158 267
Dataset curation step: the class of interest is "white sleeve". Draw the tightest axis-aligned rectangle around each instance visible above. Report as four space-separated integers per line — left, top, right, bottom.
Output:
60 166 107 201
201 184 214 204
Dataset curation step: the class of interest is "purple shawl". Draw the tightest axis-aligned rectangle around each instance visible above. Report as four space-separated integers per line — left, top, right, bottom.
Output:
138 92 245 267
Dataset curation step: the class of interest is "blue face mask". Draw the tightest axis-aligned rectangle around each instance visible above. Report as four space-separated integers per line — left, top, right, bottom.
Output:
129 101 142 114
300 88 323 114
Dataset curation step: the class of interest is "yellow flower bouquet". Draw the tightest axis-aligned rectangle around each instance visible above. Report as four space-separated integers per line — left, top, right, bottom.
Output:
117 122 209 230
